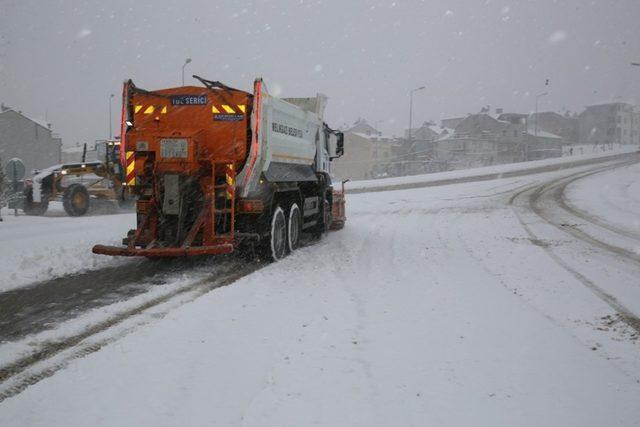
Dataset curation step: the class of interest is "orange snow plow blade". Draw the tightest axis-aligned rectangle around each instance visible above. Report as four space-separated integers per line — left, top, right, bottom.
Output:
92 244 234 258
330 179 348 230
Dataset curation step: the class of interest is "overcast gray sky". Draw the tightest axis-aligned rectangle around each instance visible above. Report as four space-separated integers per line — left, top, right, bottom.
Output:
1 0 639 146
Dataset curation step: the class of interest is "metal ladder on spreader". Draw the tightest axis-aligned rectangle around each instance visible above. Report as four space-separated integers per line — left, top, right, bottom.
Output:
211 162 236 242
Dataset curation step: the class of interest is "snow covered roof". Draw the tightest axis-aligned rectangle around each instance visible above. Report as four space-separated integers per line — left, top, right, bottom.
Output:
351 131 395 140
526 130 562 139
432 127 455 140
0 108 51 130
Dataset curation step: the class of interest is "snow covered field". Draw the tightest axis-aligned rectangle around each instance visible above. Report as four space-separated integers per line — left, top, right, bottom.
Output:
0 203 135 292
0 154 639 426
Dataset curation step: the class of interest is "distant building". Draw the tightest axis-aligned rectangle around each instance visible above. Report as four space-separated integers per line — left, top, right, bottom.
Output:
346 118 380 137
441 116 466 130
332 120 400 180
434 112 561 170
523 130 563 160
394 122 445 176
578 103 639 146
370 136 399 178
0 105 62 176
405 121 440 141
529 111 579 144
332 132 375 180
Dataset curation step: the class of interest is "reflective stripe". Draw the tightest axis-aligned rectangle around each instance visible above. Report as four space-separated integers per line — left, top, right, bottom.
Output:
143 106 155 114
225 163 235 200
221 105 235 114
134 105 143 113
211 105 220 114
237 104 246 113
125 151 136 186
161 106 167 114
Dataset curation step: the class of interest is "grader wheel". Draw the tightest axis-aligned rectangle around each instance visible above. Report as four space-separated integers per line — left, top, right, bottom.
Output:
63 184 90 216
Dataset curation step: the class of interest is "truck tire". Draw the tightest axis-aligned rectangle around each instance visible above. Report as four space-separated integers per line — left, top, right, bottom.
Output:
269 205 287 261
287 203 301 252
63 184 90 216
23 187 49 216
322 199 332 232
311 199 332 239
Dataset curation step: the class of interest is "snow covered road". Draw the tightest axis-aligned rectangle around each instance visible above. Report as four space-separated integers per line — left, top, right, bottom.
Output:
1 154 639 426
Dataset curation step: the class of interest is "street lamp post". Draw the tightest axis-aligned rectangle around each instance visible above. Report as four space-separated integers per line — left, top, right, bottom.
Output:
108 93 114 139
408 86 426 146
182 58 192 86
631 63 640 145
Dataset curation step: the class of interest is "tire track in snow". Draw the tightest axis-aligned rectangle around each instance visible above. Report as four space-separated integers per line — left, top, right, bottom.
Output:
559 173 640 242
0 261 263 403
508 160 640 335
530 162 640 265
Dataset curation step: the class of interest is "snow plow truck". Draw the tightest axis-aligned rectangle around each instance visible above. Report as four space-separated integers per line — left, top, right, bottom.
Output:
92 76 345 261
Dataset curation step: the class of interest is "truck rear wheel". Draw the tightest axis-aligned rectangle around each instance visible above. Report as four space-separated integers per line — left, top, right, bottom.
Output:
269 205 287 261
63 184 90 216
287 203 301 252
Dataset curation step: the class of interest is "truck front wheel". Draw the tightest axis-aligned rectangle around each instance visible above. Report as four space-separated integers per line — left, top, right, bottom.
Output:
63 184 90 216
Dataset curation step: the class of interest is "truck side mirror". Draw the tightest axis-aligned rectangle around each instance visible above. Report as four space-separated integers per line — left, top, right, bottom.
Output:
335 132 344 157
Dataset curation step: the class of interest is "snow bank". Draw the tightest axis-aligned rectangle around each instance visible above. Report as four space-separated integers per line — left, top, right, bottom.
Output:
347 145 638 192
0 205 134 292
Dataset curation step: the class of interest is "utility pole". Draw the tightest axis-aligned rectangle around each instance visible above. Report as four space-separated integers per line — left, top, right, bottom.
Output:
108 93 114 139
632 63 640 146
182 58 192 86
